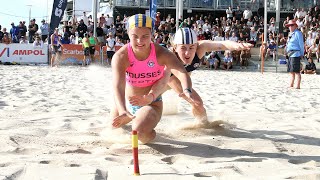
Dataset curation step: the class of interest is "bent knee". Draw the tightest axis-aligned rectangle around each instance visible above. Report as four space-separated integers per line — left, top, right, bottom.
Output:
135 129 156 144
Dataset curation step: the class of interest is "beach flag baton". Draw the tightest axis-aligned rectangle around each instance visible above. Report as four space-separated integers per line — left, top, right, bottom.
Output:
132 130 140 176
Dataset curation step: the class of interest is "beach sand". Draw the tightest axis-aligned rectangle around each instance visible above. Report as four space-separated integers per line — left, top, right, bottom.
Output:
0 65 320 180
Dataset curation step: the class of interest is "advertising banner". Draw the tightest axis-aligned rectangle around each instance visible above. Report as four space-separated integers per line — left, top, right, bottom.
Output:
50 0 68 34
149 0 157 27
0 44 48 64
57 44 101 65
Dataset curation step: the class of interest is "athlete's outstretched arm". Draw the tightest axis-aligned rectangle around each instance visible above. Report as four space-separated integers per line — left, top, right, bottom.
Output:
197 40 253 58
157 46 200 105
110 46 136 128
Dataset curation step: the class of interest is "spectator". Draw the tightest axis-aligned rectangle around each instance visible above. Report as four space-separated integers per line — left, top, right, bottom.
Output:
82 12 89 26
33 36 43 48
115 36 124 46
268 22 276 34
267 40 277 61
222 50 233 70
2 34 11 44
240 49 250 69
206 51 221 70
105 14 113 29
234 6 243 21
61 28 71 44
96 23 105 46
2 28 9 37
28 19 38 43
249 27 257 46
106 32 116 65
226 6 233 20
99 13 106 26
70 35 76 44
302 57 317 74
10 23 19 43
305 32 315 58
77 19 87 38
0 25 4 43
87 21 94 33
243 7 253 24
40 19 49 42
285 19 304 89
19 36 28 44
283 17 290 37
115 15 122 28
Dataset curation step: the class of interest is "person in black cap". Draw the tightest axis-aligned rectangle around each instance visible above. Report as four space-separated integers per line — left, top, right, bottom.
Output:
28 19 38 43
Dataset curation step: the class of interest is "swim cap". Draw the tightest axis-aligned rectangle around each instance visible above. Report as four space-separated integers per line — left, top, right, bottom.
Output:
128 14 154 30
173 28 198 45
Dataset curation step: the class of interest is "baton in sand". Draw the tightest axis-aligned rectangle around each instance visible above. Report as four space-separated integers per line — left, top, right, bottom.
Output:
132 130 140 176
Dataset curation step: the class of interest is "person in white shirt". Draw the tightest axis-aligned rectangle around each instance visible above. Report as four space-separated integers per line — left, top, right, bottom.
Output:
226 6 233 20
202 21 211 32
222 50 233 70
268 22 276 34
243 8 253 24
105 14 113 28
70 35 76 44
33 36 43 48
82 12 89 27
214 32 225 41
294 9 301 19
19 36 28 44
115 36 124 46
229 32 238 42
106 32 116 65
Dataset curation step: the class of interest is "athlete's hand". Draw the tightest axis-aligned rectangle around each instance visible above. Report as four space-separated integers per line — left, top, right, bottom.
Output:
225 41 253 51
128 94 153 106
112 111 135 128
179 90 201 106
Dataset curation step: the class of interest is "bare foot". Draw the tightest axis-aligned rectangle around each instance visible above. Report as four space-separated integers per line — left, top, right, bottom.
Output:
296 86 300 89
112 114 135 128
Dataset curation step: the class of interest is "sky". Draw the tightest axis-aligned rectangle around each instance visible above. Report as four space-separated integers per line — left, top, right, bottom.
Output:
0 0 54 30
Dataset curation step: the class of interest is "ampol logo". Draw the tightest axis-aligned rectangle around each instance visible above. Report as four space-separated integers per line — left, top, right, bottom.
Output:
0 48 9 57
0 48 45 57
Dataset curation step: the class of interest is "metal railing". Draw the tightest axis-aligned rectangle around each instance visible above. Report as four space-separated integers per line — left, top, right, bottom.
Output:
113 0 317 11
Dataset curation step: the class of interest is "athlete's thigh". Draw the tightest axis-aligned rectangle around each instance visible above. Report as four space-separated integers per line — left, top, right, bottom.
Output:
133 101 163 132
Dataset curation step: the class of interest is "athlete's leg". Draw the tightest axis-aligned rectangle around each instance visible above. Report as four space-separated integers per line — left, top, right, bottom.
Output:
132 101 163 144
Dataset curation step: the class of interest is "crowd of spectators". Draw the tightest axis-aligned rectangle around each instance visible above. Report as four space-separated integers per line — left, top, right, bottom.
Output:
0 5 319 70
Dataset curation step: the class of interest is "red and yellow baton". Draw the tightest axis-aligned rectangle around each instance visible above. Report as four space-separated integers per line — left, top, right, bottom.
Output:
132 130 140 176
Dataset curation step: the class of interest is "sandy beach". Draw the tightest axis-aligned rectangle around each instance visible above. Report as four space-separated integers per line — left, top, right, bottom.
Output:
0 65 320 180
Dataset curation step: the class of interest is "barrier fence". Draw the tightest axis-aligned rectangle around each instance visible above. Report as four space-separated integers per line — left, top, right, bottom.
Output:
0 44 48 64
0 43 122 65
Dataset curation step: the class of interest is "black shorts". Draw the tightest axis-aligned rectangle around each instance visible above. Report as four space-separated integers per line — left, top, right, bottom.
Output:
52 45 61 54
89 46 95 55
41 35 48 42
84 47 90 56
107 51 115 59
287 57 301 73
